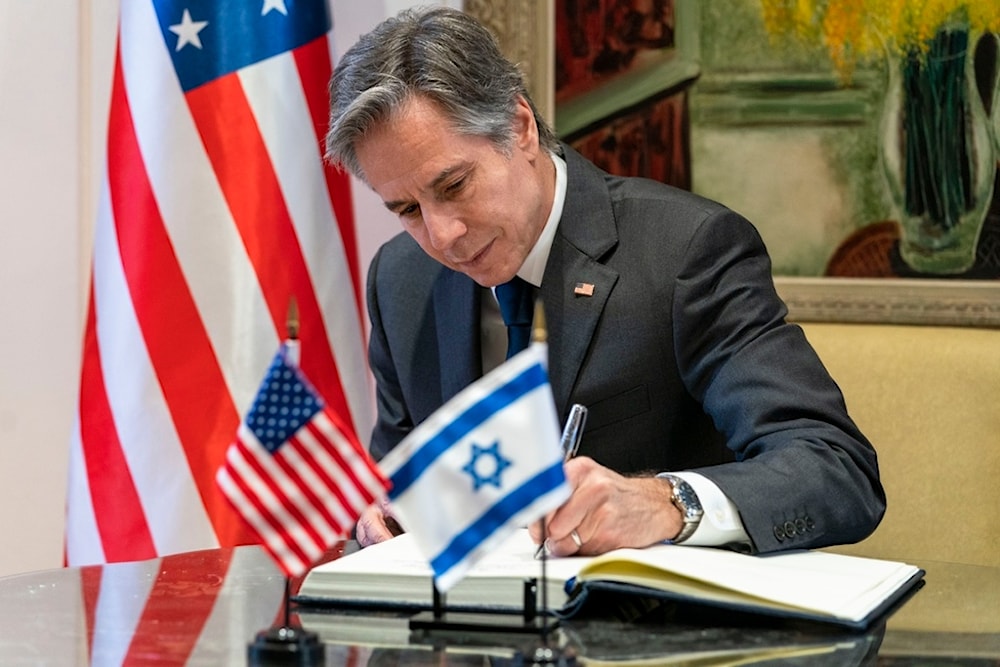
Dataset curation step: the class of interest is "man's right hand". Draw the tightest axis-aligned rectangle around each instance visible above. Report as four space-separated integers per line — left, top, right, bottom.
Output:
528 456 681 556
355 498 404 546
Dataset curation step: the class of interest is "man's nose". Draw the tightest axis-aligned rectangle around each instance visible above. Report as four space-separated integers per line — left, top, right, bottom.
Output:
423 207 465 251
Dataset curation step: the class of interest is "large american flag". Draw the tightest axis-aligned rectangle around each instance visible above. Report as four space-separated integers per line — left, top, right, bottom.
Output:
65 0 371 565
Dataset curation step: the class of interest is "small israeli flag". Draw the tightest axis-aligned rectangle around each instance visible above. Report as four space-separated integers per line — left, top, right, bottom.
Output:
379 343 570 592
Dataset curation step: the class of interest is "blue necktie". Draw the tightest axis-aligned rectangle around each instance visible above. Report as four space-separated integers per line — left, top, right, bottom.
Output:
495 277 534 359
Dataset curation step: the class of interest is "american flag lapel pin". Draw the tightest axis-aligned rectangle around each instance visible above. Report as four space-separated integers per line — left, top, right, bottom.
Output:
574 282 595 297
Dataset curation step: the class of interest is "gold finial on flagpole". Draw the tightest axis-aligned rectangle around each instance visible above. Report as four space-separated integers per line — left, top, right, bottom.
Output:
286 297 300 341
531 298 547 344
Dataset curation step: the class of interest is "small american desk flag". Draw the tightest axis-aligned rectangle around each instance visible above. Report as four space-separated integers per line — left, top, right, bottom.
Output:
216 344 389 577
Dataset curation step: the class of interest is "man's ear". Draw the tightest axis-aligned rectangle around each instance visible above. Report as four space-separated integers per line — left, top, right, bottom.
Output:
512 95 540 158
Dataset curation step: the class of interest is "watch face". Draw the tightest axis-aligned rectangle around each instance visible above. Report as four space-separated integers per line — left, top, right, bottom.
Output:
666 476 703 544
669 477 703 517
676 483 702 516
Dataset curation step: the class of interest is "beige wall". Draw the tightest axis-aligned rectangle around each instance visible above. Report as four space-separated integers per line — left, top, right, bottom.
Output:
0 1 84 577
0 0 456 578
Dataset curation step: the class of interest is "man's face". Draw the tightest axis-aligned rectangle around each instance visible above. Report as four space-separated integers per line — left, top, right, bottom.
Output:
355 95 551 287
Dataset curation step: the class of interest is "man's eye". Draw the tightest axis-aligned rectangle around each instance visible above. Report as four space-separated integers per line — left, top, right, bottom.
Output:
444 178 466 195
399 204 420 218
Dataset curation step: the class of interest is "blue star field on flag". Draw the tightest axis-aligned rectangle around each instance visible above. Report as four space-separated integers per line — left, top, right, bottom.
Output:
243 350 323 452
152 0 330 91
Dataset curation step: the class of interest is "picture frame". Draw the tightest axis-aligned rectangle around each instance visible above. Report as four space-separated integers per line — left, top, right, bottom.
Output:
774 278 1000 327
466 0 1000 328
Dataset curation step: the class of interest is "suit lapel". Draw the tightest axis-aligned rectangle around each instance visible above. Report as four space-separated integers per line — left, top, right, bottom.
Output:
542 147 620 413
541 244 617 413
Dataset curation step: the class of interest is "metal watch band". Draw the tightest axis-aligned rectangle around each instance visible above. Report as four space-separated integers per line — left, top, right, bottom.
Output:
662 474 704 543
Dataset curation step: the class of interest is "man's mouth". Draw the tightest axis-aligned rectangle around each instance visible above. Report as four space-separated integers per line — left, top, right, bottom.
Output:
454 240 494 268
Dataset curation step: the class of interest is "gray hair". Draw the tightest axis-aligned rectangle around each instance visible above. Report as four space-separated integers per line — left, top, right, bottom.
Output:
325 6 559 180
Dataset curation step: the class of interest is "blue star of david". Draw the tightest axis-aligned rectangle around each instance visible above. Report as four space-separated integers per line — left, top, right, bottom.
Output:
461 441 513 491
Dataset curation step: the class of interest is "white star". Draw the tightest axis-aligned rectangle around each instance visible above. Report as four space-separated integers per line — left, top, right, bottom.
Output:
261 0 288 16
169 9 209 51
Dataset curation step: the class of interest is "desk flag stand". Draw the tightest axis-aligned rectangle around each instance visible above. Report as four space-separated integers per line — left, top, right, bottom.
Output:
249 577 325 666
409 524 574 665
409 300 576 665
247 300 325 666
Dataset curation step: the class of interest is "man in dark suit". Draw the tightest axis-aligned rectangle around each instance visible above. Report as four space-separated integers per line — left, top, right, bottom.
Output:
326 7 884 557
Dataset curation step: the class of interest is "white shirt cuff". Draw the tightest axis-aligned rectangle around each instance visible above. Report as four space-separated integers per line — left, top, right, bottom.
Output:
658 471 750 547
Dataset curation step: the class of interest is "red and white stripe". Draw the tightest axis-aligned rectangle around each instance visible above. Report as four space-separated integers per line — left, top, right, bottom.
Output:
66 1 370 566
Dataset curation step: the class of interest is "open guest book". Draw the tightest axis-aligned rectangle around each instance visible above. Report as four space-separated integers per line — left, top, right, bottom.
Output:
295 529 924 631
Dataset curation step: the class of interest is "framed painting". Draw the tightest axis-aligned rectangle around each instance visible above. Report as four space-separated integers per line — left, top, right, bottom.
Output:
467 0 1000 327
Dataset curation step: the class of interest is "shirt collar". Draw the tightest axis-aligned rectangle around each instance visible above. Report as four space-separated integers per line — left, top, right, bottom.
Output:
516 152 567 288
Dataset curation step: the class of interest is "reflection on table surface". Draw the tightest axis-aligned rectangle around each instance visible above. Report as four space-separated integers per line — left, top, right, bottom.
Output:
0 544 997 665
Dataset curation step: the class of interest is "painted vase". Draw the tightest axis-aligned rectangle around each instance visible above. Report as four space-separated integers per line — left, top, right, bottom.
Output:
879 26 998 274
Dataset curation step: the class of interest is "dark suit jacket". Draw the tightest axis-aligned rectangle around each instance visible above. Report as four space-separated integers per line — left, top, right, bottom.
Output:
365 146 885 553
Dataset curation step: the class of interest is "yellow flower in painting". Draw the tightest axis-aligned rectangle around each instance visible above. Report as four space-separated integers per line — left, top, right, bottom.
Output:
759 0 1000 79
820 0 868 81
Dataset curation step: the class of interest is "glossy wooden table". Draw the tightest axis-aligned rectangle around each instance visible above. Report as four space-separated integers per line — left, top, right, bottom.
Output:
0 544 997 665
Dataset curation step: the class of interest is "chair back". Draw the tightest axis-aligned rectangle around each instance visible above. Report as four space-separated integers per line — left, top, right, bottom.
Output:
803 322 1000 567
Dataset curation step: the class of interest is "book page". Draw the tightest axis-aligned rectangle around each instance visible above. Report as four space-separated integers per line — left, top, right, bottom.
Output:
578 545 920 622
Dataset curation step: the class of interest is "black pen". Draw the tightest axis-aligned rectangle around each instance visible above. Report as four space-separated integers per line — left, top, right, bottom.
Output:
535 403 588 558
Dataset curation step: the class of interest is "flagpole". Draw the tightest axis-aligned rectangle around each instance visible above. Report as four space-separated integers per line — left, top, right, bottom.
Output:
528 299 571 664
539 521 550 639
532 298 553 644
283 295 298 632
247 296 323 666
286 297 299 341
285 297 301 366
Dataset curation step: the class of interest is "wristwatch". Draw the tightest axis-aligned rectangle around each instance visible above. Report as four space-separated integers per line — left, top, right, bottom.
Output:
661 474 704 543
